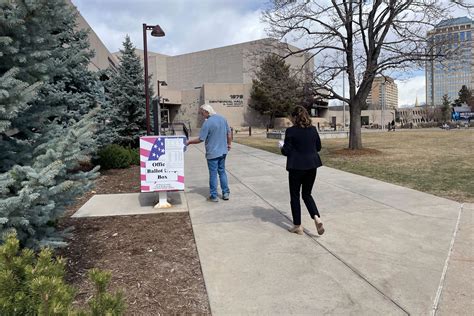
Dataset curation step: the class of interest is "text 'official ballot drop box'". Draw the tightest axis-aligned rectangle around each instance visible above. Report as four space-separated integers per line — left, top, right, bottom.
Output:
139 136 187 193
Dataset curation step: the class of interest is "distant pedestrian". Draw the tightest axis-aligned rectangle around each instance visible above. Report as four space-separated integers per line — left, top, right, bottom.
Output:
186 104 232 202
281 106 324 236
391 120 395 131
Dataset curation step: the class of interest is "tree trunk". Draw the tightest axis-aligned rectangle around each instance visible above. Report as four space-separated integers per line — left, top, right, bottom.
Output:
349 100 362 149
269 112 275 129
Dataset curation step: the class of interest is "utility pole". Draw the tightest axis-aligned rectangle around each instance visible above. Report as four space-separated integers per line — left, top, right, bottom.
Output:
343 59 346 130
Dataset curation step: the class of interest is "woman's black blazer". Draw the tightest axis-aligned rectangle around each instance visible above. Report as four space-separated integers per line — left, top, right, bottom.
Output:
281 126 322 171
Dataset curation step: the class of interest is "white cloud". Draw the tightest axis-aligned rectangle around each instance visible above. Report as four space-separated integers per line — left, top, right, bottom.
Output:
72 0 266 55
395 76 426 107
71 0 466 107
72 0 470 58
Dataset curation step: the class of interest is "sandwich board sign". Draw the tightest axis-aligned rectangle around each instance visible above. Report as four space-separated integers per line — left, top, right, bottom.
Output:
139 136 186 192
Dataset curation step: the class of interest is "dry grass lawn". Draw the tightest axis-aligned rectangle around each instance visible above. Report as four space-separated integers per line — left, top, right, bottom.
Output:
234 129 474 203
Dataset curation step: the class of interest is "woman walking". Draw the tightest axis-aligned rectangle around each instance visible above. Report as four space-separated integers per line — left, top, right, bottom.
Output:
281 106 325 236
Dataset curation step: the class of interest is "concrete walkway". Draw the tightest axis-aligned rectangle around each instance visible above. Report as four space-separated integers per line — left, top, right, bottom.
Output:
184 142 472 315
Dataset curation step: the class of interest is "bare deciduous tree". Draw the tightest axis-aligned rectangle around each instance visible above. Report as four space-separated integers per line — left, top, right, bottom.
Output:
450 0 474 11
423 105 447 123
368 102 380 125
263 0 466 149
399 109 413 126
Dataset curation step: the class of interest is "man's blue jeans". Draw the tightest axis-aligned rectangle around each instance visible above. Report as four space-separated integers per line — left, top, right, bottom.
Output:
207 154 230 199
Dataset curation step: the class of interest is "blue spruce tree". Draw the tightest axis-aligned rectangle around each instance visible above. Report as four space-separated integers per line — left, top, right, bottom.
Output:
107 35 148 147
0 0 105 248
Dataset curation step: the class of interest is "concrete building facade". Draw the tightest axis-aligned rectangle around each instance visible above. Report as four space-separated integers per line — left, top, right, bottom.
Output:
325 107 396 130
70 3 474 133
69 0 119 72
366 76 398 110
71 1 324 131
396 107 427 126
426 17 473 106
130 39 315 130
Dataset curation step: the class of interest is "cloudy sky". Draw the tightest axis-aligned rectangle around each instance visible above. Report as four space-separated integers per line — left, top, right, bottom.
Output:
73 0 267 56
72 0 470 107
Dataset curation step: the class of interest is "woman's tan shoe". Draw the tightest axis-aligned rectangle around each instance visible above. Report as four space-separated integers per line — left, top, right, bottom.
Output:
288 225 304 235
314 218 325 235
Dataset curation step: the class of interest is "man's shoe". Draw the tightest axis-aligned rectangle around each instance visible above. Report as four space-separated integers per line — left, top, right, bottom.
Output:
222 193 230 200
207 196 219 202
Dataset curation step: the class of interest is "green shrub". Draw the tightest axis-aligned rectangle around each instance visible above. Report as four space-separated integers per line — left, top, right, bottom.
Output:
88 269 125 315
127 147 140 165
0 233 126 315
98 144 132 169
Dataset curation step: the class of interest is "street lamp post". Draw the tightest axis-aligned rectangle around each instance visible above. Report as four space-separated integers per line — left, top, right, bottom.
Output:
143 23 165 135
156 80 168 135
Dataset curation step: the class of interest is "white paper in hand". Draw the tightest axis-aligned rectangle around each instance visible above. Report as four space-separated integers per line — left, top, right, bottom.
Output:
278 140 284 148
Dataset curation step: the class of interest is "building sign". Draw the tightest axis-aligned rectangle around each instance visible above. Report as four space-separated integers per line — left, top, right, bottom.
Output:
139 136 186 192
459 112 474 120
452 111 474 120
207 94 244 107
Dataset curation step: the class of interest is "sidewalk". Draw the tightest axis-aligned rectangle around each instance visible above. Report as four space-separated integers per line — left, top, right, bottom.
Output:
184 142 472 315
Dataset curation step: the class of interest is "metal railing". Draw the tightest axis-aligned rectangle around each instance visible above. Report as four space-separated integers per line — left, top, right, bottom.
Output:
160 122 190 139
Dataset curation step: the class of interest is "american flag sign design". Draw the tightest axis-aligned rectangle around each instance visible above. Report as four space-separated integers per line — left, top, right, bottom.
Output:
148 137 166 161
139 136 186 192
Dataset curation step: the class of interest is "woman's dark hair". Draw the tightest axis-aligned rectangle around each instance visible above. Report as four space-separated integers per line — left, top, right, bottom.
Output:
291 105 312 128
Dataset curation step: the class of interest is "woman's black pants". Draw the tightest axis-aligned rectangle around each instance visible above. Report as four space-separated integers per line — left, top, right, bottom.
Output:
288 168 320 225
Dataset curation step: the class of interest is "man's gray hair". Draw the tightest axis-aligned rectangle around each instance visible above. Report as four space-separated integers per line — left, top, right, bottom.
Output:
200 103 216 116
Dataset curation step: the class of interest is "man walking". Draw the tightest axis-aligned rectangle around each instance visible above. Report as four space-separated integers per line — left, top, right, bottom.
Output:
186 104 232 202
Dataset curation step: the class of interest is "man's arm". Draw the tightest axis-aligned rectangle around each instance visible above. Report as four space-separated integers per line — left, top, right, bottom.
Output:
227 132 232 150
186 137 202 145
187 120 208 145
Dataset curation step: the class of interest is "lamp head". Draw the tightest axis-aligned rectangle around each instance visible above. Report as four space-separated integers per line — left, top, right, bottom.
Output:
151 25 165 37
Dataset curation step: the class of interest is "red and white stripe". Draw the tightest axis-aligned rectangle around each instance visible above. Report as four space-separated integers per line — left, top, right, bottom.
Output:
139 136 185 192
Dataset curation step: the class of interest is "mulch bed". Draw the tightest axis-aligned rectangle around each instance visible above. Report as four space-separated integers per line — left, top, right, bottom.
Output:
57 166 211 315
